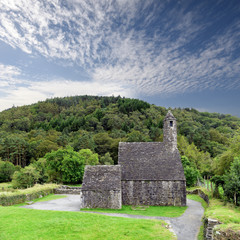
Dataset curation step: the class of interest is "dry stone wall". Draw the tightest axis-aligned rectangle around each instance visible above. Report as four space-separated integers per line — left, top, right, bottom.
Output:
54 185 81 195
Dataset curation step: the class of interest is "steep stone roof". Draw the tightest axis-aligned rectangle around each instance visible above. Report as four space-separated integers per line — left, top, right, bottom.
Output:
82 165 121 191
118 142 185 181
164 110 176 120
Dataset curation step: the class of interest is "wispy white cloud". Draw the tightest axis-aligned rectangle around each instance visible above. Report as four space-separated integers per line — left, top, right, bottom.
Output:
0 77 134 111
0 0 239 104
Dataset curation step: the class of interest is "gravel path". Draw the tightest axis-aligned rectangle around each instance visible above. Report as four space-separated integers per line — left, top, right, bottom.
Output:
22 195 204 240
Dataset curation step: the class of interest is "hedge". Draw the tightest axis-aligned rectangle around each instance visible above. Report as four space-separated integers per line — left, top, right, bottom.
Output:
0 184 58 206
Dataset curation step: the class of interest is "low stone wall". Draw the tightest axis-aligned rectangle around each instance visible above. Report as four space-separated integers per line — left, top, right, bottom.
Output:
204 218 221 240
204 218 240 240
54 185 81 195
122 180 186 206
213 228 240 240
187 188 209 205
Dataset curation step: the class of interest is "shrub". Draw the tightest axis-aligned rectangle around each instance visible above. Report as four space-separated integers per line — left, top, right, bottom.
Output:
12 166 40 189
32 158 48 184
45 146 98 184
224 156 240 205
0 184 58 206
99 152 114 165
181 156 201 187
0 161 16 182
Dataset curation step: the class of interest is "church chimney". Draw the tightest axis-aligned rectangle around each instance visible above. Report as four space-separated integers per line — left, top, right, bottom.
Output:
163 110 177 150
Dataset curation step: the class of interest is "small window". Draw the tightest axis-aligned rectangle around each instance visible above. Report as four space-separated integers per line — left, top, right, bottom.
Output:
169 121 173 127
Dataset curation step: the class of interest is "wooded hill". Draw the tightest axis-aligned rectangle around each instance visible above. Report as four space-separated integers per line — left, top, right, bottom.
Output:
0 95 239 176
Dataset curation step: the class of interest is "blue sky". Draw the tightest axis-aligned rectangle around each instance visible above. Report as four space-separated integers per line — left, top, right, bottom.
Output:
0 0 240 116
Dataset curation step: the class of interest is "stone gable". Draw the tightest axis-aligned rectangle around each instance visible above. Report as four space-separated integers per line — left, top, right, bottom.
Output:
81 165 122 209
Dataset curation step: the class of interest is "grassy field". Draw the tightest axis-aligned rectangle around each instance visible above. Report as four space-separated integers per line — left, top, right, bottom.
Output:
81 204 187 217
11 194 67 207
0 206 176 240
205 198 240 231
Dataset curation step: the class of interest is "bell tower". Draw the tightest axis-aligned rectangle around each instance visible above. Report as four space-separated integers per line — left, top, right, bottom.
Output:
163 110 177 150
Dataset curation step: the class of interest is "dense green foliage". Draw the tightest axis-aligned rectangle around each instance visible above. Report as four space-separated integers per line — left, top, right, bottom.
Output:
12 165 40 189
181 156 201 187
0 161 16 182
45 147 98 184
0 95 239 181
0 184 58 206
223 156 240 205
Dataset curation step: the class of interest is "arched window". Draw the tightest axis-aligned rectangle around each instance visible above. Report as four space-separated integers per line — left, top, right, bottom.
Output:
169 121 173 127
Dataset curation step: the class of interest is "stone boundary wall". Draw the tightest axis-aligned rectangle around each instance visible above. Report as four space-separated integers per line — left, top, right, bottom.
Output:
204 218 221 240
204 218 240 240
54 185 82 195
213 228 240 240
187 188 209 205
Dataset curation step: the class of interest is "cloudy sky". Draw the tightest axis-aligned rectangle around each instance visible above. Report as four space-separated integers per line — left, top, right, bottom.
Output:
0 0 240 116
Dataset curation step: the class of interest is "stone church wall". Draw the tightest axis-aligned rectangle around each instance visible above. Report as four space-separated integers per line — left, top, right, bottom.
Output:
80 190 121 209
121 180 186 206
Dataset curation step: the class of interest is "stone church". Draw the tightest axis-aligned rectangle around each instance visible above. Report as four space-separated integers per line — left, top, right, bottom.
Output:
80 111 186 209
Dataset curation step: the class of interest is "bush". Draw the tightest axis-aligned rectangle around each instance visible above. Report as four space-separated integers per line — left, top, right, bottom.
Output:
99 152 114 165
12 166 40 189
32 158 48 184
0 161 16 182
45 146 98 184
181 156 201 187
0 184 58 206
224 156 240 205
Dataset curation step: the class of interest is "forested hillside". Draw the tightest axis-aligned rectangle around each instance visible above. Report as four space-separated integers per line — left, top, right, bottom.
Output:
0 95 240 176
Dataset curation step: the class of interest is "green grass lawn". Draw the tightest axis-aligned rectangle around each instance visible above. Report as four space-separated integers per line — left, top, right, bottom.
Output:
205 198 240 231
11 194 67 207
81 204 187 217
0 206 176 240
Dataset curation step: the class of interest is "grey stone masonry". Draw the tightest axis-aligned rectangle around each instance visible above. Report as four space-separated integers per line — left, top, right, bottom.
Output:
118 110 186 206
204 218 221 240
81 165 122 209
163 110 177 151
81 111 186 208
122 180 186 206
54 185 81 195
